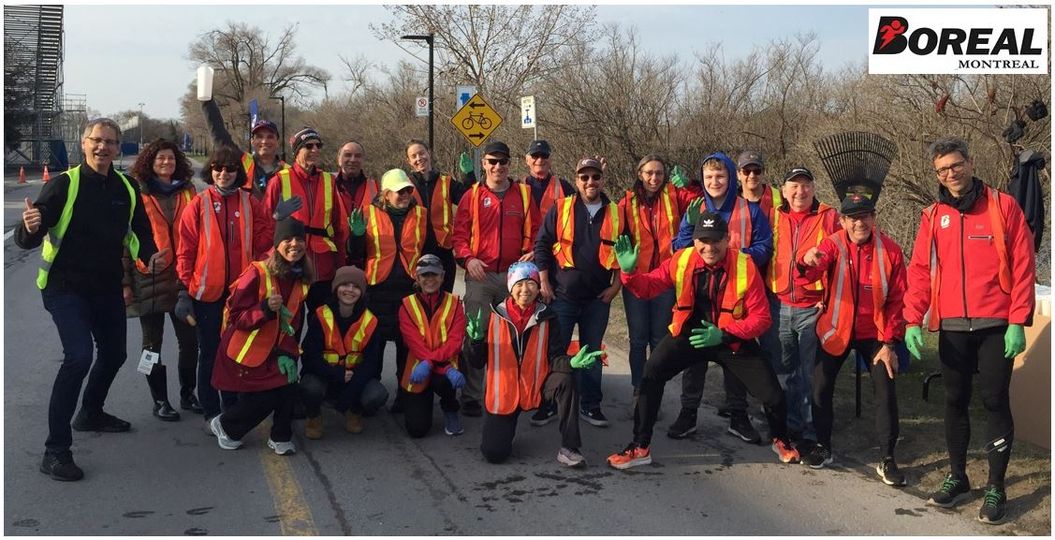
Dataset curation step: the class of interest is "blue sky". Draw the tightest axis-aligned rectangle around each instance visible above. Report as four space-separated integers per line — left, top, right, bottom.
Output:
64 4 869 119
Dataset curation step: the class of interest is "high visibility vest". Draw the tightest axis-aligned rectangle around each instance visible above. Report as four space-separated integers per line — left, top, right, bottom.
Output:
767 204 834 295
37 166 141 290
552 196 620 270
188 188 255 302
816 231 895 356
363 204 427 285
623 184 679 273
410 174 455 249
399 292 461 394
749 185 783 226
484 312 551 415
726 196 753 252
340 175 379 211
465 182 534 256
923 186 1012 332
241 153 288 192
134 186 195 274
668 248 752 337
278 168 338 253
316 304 378 369
524 175 571 217
223 261 309 368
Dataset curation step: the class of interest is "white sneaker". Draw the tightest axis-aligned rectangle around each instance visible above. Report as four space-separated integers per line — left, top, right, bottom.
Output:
267 438 296 456
210 415 242 450
557 447 586 468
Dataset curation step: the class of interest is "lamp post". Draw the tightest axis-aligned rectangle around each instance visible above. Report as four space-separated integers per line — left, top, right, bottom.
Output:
401 33 434 152
137 102 145 150
269 94 286 162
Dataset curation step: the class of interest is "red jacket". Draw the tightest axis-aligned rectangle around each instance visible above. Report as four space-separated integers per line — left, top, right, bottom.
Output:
905 184 1036 329
799 229 907 343
397 291 467 374
452 181 540 272
264 163 349 282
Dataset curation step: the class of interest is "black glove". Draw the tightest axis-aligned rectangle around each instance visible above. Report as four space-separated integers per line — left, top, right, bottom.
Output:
175 290 197 326
273 196 303 221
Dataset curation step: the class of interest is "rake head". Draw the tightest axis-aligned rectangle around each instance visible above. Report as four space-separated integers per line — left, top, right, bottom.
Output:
813 132 898 203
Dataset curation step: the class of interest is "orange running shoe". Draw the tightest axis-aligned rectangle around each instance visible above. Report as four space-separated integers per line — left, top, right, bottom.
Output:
607 443 652 470
771 437 800 463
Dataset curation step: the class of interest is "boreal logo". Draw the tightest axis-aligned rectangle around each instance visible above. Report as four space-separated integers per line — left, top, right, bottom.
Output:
873 16 909 54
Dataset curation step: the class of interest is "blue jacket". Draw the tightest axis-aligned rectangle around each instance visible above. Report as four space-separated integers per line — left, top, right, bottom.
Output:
672 151 772 267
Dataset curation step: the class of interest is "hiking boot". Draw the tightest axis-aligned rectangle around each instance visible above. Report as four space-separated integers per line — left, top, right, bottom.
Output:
209 415 242 450
345 412 363 434
557 447 586 468
580 407 610 427
180 392 205 414
530 403 557 426
727 414 761 444
607 443 652 470
71 410 131 433
666 408 697 439
876 457 907 487
305 415 324 439
444 411 464 436
460 400 483 418
771 437 800 464
267 438 296 456
978 485 1007 525
927 473 971 508
39 452 84 482
801 444 833 469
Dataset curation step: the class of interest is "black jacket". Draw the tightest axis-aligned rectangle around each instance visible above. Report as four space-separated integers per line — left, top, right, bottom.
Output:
1009 149 1046 252
532 193 621 302
301 297 382 383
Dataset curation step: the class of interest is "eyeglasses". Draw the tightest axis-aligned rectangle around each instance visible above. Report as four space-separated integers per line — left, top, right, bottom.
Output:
396 186 414 196
303 142 323 150
485 158 510 166
85 136 118 147
577 173 602 182
528 153 550 160
934 160 966 178
211 163 240 173
741 168 763 176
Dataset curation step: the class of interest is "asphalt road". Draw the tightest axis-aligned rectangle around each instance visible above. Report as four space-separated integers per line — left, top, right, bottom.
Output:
3 166 992 535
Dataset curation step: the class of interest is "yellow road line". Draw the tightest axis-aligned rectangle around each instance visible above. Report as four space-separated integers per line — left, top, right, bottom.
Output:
257 425 318 535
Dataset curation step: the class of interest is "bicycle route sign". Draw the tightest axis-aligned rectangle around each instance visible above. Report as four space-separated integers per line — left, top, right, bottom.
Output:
451 93 502 147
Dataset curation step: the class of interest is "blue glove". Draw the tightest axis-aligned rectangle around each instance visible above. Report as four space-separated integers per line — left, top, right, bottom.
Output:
410 359 432 384
446 367 466 389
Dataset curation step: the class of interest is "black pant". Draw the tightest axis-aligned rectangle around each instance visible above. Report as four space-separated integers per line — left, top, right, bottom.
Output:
193 298 238 418
633 333 787 447
139 311 199 396
480 371 581 463
219 384 298 442
404 374 460 438
299 372 388 416
939 327 1014 488
812 339 899 456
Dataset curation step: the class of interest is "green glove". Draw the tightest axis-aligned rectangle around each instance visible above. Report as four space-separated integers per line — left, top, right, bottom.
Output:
614 234 639 273
459 152 474 175
1004 324 1026 358
466 309 484 341
670 165 687 188
685 197 704 225
688 320 723 349
277 355 297 384
348 208 366 236
569 345 604 369
904 326 924 360
278 305 295 336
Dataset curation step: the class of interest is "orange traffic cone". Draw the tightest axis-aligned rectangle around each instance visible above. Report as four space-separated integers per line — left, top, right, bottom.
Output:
42 165 50 183
18 166 26 184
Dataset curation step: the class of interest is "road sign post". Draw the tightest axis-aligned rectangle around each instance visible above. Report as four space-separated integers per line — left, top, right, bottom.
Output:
451 93 503 147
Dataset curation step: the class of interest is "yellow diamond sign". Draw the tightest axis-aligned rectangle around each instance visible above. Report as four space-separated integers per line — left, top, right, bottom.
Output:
451 93 502 147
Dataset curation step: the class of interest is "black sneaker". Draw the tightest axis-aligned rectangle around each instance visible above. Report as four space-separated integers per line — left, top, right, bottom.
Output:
530 403 557 426
180 393 205 414
580 407 610 427
40 453 84 481
876 457 907 487
727 415 762 444
978 485 1007 525
716 407 733 418
801 444 833 469
666 408 697 439
927 473 971 508
388 394 406 414
461 400 483 418
71 410 131 433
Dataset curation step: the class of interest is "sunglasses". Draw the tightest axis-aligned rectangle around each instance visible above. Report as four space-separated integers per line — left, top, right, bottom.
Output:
396 186 414 196
741 168 763 176
528 153 550 160
211 163 240 173
577 173 602 182
485 157 510 166
302 142 323 150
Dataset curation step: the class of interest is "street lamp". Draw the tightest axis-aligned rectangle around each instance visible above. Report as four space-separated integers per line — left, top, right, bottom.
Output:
268 94 286 162
401 33 434 152
137 102 145 150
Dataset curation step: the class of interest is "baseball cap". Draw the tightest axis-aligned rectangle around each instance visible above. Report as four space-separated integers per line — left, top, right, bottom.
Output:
526 140 551 157
575 157 603 174
840 193 876 216
692 211 729 241
251 120 279 135
482 141 510 158
782 167 815 184
380 169 414 193
737 151 764 169
415 254 444 276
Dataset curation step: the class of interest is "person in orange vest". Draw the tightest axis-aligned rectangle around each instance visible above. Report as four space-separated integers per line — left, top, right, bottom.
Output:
405 139 471 293
265 128 348 312
124 138 201 421
199 97 288 198
905 137 1036 525
795 194 907 486
209 218 313 455
398 255 468 437
299 265 389 438
462 261 600 466
607 212 800 470
176 146 274 428
452 140 540 418
347 168 429 413
520 140 575 218
533 157 624 428
334 140 378 272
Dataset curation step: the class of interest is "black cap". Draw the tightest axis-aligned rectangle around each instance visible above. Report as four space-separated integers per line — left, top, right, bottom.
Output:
415 254 444 276
274 217 306 247
526 140 551 157
737 150 764 169
782 166 815 184
482 141 510 158
839 193 876 216
692 211 729 241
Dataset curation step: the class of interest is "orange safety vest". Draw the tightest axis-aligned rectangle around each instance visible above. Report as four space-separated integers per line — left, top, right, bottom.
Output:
526 175 571 218
726 196 753 252
410 174 455 249
316 304 378 369
363 204 427 285
749 185 783 226
668 248 752 337
135 186 194 274
241 153 288 192
816 231 894 356
278 168 338 253
552 196 620 270
399 292 461 393
767 204 834 295
223 261 309 367
923 186 1012 332
466 182 534 256
623 184 679 273
484 311 551 415
189 189 255 302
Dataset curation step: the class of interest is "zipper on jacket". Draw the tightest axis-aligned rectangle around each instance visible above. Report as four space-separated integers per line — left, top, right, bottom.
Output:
789 220 801 303
496 186 504 272
959 211 969 327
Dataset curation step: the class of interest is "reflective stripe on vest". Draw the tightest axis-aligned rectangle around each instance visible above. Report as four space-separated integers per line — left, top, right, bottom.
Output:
531 175 569 217
317 305 377 368
279 168 337 252
667 248 750 336
468 183 534 256
225 261 309 367
135 188 194 274
552 196 620 270
37 166 140 289
242 153 288 191
399 293 459 393
729 197 752 252
485 313 550 415
411 175 455 249
625 184 677 272
817 231 892 355
767 206 829 294
191 189 253 302
363 204 427 285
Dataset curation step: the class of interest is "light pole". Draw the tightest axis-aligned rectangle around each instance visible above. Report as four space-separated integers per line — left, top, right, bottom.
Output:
269 95 286 162
401 33 434 152
137 102 145 150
